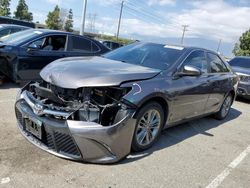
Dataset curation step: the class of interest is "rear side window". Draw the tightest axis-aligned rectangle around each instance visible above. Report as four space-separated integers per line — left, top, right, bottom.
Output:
112 42 120 49
103 41 111 49
207 53 229 73
70 36 99 53
182 50 208 73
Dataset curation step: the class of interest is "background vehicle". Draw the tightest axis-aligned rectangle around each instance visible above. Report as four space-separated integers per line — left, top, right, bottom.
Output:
0 16 35 28
15 42 238 163
228 56 250 99
0 24 30 38
0 29 110 83
101 40 123 50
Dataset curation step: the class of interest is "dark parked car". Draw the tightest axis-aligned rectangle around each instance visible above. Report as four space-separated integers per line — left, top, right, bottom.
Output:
101 40 123 50
228 56 250 99
0 29 109 83
0 24 30 38
15 42 238 164
0 16 35 28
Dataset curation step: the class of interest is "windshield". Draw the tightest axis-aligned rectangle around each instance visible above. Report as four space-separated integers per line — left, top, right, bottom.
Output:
229 57 250 69
103 43 184 70
0 29 44 45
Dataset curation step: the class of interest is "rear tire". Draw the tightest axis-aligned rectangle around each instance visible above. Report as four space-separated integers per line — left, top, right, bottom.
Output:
132 102 165 152
214 94 233 120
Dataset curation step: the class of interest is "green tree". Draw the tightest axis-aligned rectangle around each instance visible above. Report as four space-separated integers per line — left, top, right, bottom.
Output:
0 0 11 17
64 9 73 32
14 0 33 21
233 29 250 56
45 5 62 30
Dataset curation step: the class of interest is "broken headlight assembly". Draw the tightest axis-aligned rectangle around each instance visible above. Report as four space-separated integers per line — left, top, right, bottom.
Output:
22 81 134 126
74 87 133 126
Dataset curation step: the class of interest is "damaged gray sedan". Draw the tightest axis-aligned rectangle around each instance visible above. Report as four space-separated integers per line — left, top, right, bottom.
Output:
15 42 238 163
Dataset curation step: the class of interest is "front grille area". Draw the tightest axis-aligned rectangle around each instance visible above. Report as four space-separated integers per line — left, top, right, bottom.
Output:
16 107 81 159
46 132 56 150
16 108 24 128
54 132 80 156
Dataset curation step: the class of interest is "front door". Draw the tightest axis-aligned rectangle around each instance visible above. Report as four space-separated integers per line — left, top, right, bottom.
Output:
17 34 68 81
169 50 211 123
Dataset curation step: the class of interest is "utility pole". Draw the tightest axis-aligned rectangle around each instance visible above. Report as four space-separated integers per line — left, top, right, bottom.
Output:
80 0 88 35
181 25 189 45
217 39 222 53
116 1 124 41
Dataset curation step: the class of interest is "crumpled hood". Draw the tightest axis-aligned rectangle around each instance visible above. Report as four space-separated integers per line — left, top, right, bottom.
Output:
40 56 161 89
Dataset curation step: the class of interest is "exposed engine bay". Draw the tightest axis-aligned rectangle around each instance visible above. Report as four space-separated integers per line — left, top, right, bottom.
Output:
24 81 134 126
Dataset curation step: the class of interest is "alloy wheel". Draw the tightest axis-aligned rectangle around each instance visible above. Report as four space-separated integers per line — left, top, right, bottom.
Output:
135 109 161 147
221 95 232 118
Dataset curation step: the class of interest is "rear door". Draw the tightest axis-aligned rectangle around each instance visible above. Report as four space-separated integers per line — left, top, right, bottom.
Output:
204 52 232 113
67 35 101 56
170 50 211 122
17 34 68 81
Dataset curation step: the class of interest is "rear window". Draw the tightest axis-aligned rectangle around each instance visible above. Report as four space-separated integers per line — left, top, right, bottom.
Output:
103 43 184 70
229 57 250 69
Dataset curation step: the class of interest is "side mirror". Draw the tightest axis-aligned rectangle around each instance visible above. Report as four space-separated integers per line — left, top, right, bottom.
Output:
27 43 39 52
176 65 201 77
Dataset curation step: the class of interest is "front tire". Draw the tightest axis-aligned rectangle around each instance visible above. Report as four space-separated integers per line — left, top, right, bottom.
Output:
214 94 233 120
132 102 165 152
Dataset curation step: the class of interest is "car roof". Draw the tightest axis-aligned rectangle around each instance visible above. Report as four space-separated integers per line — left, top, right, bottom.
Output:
232 56 250 60
138 42 218 54
0 24 30 28
28 29 97 40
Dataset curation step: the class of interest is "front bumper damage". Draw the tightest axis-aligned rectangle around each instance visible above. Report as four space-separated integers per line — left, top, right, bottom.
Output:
15 85 136 164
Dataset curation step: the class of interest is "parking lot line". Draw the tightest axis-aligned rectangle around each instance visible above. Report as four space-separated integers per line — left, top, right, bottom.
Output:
206 145 250 188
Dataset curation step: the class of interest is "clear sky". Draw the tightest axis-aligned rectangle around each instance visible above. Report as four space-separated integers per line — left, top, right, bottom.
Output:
9 0 250 57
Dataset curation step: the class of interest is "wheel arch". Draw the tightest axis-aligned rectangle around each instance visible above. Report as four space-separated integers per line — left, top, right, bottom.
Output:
134 94 169 125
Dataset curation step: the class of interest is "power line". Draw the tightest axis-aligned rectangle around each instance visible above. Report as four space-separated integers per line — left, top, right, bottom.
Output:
125 3 166 25
123 6 160 25
126 0 162 18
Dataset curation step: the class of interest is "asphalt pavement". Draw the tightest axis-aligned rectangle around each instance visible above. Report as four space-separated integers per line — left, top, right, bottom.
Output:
0 83 249 188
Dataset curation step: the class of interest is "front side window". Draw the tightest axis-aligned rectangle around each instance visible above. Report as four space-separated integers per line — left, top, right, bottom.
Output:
207 53 228 73
28 35 66 51
182 50 208 73
70 36 99 53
